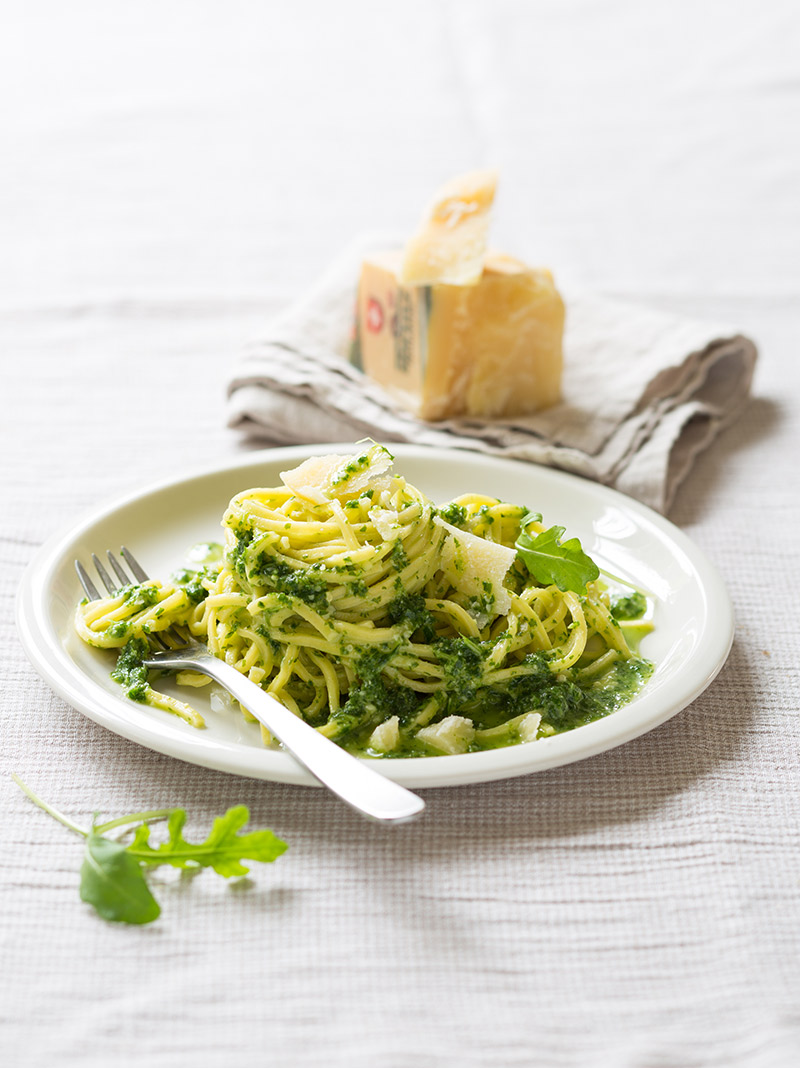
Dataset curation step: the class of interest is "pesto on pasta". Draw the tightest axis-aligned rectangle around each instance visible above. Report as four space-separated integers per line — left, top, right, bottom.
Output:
75 445 653 757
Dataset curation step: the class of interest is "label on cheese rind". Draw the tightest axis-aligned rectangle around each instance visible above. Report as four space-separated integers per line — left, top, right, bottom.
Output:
400 170 498 287
355 251 428 410
354 250 564 421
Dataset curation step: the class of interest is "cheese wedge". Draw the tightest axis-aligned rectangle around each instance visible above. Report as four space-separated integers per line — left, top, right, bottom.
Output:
352 250 565 420
400 170 498 286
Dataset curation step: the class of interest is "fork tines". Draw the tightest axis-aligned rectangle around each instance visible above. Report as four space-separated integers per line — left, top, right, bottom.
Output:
76 546 148 600
75 547 190 652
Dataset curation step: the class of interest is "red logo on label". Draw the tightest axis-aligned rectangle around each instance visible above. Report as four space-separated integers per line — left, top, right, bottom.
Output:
366 297 384 333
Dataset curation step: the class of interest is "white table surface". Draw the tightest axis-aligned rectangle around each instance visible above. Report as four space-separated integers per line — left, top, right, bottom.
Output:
2 2 799 1066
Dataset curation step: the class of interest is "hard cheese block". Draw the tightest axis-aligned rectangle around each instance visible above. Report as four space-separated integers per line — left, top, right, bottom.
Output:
353 250 565 421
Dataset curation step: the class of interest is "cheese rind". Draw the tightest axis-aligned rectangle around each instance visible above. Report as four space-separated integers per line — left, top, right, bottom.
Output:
354 251 565 420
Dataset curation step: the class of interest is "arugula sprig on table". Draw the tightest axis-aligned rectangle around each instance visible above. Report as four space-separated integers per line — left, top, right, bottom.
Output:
12 775 287 925
515 512 600 594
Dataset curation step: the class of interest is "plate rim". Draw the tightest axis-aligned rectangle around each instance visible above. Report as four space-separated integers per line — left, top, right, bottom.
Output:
15 444 734 788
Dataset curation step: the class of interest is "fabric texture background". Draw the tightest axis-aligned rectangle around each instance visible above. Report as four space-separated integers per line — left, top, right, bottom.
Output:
1 2 799 1067
228 237 757 514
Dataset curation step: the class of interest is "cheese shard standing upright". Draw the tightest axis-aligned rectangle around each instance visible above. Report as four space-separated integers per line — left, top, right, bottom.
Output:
400 170 498 286
353 249 565 421
434 516 517 616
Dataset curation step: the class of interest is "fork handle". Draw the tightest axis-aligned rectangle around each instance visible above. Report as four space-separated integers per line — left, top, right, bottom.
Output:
147 652 425 823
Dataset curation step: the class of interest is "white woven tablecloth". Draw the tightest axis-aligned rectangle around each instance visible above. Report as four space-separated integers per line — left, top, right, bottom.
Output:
2 3 799 1066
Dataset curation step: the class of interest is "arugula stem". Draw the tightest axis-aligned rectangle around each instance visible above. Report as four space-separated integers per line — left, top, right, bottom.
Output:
12 774 88 838
95 810 175 834
597 567 654 598
126 844 228 860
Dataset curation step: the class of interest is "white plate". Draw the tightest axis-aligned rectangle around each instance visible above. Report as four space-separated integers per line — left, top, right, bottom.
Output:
16 444 733 788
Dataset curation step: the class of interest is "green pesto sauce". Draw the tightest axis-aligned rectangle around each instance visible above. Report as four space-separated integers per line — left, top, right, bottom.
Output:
331 452 371 487
255 624 282 654
437 502 467 527
229 529 253 578
433 636 484 706
387 590 437 641
456 653 653 737
349 577 369 598
250 550 329 613
619 623 652 656
171 567 211 605
326 644 419 737
118 583 160 611
228 531 329 613
610 590 648 620
390 539 410 571
338 639 653 758
110 638 150 702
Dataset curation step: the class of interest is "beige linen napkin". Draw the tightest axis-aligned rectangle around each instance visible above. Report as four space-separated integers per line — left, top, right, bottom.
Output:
227 237 758 513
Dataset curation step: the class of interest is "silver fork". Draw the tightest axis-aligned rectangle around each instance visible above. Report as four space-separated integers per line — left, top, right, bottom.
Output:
76 547 425 824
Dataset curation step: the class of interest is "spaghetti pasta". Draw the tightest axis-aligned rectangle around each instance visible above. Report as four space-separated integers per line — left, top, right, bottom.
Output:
76 445 653 757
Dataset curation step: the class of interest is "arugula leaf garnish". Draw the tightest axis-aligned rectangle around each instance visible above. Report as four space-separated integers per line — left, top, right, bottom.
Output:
81 828 162 924
127 805 285 877
13 775 287 925
515 523 600 595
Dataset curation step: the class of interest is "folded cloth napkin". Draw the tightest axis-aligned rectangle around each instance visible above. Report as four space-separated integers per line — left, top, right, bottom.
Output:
227 237 758 514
